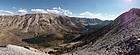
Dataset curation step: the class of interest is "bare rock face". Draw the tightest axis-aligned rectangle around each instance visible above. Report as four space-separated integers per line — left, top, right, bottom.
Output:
65 8 140 55
0 14 83 35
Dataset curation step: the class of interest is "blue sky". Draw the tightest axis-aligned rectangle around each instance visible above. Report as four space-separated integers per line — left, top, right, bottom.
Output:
0 0 140 20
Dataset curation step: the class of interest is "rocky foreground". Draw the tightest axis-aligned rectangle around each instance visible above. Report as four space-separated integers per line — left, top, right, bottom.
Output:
0 44 48 55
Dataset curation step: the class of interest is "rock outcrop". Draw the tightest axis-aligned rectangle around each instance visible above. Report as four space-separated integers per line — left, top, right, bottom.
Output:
0 44 48 55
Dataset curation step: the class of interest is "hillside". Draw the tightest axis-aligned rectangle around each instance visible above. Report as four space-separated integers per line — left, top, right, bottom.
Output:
64 8 140 55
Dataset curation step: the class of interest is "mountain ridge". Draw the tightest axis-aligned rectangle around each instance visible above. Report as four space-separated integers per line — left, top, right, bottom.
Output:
0 13 112 48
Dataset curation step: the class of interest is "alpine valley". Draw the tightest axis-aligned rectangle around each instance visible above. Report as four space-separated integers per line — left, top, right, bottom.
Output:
0 13 112 55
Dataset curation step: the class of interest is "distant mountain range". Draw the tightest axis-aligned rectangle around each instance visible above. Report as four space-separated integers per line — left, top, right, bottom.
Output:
76 18 112 26
70 17 112 33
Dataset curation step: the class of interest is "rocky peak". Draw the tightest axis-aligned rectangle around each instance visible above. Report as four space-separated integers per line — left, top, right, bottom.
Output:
129 8 140 14
120 8 140 17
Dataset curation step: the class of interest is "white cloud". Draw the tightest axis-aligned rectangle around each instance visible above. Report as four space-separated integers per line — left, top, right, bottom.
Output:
53 7 60 10
74 11 117 20
31 9 48 13
0 10 3 12
4 11 13 14
46 9 59 14
0 7 117 20
63 10 72 15
5 11 13 14
31 9 60 14
79 11 101 18
0 10 13 14
0 14 6 16
52 7 72 15
31 8 116 20
17 9 27 14
31 7 72 16
13 7 16 9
